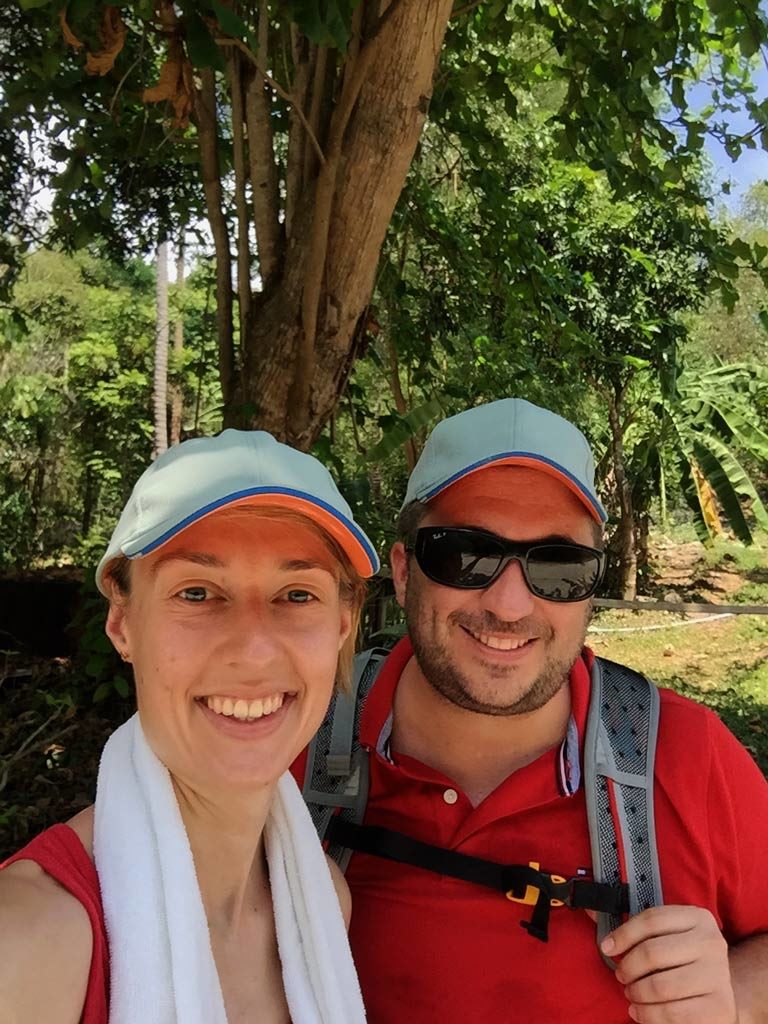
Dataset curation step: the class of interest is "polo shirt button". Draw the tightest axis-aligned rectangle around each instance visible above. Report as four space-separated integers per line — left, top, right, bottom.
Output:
443 788 458 805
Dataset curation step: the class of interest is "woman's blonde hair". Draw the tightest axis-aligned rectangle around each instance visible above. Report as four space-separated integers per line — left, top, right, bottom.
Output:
104 504 367 692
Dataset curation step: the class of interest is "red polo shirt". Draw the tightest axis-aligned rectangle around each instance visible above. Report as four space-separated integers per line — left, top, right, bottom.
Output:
297 639 768 1023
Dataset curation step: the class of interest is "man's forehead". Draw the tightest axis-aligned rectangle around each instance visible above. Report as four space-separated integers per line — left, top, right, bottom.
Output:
425 464 592 527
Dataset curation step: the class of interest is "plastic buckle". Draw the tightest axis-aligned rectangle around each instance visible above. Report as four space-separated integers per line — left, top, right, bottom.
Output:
504 871 577 910
548 876 579 909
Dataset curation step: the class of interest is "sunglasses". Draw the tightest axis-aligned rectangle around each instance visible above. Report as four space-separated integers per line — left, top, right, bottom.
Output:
410 526 606 603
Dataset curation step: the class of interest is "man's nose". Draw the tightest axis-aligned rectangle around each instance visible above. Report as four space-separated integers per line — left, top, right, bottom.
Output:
478 558 535 621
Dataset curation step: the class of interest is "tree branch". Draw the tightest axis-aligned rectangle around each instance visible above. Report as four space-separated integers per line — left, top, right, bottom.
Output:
292 1 407 434
347 391 366 456
217 35 325 168
0 706 63 795
170 229 185 446
386 335 418 471
228 52 252 335
193 68 236 410
303 44 329 186
244 13 282 287
284 39 312 238
150 0 236 411
450 0 484 19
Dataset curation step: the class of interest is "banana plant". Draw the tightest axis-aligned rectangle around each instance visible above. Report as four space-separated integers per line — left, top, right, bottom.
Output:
655 363 768 544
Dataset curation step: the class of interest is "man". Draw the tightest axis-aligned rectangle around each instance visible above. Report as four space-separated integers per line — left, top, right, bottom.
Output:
302 398 768 1024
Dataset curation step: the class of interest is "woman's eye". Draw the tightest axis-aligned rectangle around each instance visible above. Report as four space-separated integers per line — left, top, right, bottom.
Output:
285 589 314 604
178 587 209 602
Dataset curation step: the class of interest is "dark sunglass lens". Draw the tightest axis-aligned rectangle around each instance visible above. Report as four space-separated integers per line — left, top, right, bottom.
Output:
419 530 503 588
526 545 601 601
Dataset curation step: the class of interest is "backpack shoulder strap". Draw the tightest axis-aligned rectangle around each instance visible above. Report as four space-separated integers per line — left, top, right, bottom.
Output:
585 656 664 966
302 647 389 871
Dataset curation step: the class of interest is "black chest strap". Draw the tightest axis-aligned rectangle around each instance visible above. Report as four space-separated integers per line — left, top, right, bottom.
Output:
328 817 629 942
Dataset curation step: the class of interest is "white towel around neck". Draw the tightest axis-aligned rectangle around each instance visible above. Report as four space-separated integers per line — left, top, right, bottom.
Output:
93 713 366 1024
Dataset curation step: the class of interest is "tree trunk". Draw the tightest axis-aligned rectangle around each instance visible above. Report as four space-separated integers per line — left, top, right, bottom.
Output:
636 512 650 591
658 454 668 532
607 387 637 601
30 424 47 538
237 0 454 447
386 334 418 472
152 240 169 459
170 234 185 446
82 463 98 535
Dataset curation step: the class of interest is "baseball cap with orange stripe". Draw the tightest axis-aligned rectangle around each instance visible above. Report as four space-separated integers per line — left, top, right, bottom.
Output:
402 398 606 523
96 429 379 594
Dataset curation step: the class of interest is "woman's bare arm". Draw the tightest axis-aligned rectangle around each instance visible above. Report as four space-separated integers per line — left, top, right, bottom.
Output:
0 860 93 1024
325 854 352 929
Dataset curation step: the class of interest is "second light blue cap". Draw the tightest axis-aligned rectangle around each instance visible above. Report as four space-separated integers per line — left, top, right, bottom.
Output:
402 398 606 522
96 429 380 593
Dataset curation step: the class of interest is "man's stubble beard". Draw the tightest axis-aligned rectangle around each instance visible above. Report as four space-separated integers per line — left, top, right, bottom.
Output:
404 578 592 717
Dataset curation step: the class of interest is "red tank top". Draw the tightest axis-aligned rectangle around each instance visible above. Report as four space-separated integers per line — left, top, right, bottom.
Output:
1 824 109 1024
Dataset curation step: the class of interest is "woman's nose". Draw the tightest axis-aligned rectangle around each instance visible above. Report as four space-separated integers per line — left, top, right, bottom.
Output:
224 602 281 667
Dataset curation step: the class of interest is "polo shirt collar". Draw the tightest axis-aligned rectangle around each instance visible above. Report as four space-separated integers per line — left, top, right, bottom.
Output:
360 636 594 797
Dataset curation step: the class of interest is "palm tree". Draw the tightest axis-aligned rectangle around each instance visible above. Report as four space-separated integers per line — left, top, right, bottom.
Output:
152 240 169 459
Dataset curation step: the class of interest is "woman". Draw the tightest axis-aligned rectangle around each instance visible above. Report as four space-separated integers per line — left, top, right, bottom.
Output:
0 429 378 1024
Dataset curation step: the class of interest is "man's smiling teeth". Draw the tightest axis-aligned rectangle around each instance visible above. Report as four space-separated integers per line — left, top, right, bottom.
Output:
205 694 284 721
470 630 531 651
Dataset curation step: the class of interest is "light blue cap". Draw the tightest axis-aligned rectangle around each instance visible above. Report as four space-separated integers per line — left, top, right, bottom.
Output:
96 429 379 594
402 398 606 522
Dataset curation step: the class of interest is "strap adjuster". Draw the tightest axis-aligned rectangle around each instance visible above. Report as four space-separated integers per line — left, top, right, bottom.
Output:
326 754 352 776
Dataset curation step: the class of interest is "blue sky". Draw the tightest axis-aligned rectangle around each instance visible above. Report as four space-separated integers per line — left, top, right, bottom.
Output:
689 61 768 213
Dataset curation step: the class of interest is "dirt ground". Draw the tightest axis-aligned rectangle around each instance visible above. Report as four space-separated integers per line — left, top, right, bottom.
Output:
590 537 768 770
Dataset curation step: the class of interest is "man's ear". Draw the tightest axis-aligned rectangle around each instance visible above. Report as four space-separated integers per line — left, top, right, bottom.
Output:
390 540 410 608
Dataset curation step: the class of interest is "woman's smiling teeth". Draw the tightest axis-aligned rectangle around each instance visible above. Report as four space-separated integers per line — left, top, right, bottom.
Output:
205 694 285 721
470 630 532 651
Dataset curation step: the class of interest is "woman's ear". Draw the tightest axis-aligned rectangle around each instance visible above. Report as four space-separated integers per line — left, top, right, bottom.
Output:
337 601 353 651
105 592 132 663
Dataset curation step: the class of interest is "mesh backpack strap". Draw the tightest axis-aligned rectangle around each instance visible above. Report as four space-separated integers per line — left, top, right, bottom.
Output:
584 656 663 968
302 647 389 871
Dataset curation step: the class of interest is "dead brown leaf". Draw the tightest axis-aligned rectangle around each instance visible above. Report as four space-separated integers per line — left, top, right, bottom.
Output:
143 50 195 127
85 6 126 76
143 57 181 103
59 6 84 49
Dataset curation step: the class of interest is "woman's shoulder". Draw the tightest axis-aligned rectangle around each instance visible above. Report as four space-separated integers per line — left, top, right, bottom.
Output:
0 820 95 1023
67 804 95 859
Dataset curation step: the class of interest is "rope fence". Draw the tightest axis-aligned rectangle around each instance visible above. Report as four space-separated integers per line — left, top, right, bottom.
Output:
593 597 768 616
589 613 735 634
589 597 768 635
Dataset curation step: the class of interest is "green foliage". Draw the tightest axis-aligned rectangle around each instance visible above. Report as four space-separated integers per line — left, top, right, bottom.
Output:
2 0 768 306
69 576 134 704
701 534 768 573
364 398 444 464
287 0 363 49
0 247 219 570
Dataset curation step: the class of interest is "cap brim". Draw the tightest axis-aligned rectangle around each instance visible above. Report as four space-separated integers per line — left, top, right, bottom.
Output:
423 454 607 523
123 488 380 577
